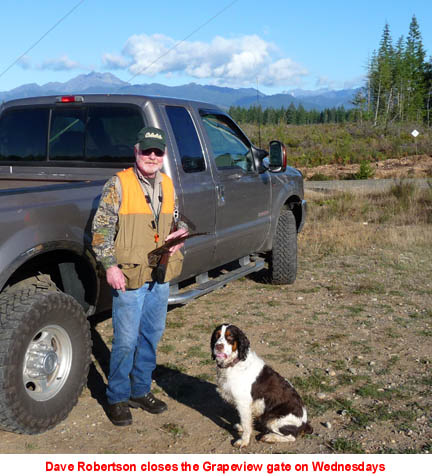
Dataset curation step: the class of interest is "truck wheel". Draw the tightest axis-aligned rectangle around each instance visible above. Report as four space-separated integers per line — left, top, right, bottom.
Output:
0 286 91 434
268 208 297 284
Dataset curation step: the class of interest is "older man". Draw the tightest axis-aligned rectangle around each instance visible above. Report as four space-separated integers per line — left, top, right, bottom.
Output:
92 127 187 426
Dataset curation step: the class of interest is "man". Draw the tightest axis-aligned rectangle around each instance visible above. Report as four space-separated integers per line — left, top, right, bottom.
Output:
92 126 187 426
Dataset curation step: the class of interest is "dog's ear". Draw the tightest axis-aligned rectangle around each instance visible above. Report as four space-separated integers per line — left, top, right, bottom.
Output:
234 327 250 361
210 325 222 360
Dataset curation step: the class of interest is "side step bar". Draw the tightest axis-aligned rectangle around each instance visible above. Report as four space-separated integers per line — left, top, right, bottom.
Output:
168 256 265 305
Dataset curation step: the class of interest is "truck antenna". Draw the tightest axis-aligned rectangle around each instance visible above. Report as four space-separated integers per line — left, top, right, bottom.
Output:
257 77 262 149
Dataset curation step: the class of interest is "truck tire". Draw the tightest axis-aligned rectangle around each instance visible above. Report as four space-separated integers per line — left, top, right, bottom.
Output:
0 286 91 434
268 208 297 284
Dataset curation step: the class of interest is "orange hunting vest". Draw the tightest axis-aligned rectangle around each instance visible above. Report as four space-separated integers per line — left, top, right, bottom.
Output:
114 167 183 288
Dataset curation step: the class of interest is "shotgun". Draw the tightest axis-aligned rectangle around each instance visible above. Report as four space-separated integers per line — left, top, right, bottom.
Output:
148 232 207 283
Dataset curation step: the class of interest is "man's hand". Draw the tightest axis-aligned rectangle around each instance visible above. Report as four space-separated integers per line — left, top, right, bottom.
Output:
106 265 126 292
165 228 188 256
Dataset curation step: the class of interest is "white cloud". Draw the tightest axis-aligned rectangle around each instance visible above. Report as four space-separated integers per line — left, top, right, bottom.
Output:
102 53 131 70
267 59 308 86
316 75 365 90
343 76 364 89
315 76 337 89
39 55 82 71
103 33 308 87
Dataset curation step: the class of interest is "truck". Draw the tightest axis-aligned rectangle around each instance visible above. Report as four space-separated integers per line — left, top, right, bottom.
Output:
0 94 306 434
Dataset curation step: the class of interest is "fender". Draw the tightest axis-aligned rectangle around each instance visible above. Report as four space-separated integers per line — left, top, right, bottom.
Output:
0 239 99 314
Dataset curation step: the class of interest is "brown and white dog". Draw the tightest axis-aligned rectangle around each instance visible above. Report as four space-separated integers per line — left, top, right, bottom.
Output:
211 323 313 448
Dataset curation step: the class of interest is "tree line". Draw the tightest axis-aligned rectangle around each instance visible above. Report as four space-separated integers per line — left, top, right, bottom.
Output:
228 104 356 125
230 15 431 127
360 15 432 126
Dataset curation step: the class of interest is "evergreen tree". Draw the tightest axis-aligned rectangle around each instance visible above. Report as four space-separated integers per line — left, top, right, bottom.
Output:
285 103 296 124
363 15 429 125
404 15 426 121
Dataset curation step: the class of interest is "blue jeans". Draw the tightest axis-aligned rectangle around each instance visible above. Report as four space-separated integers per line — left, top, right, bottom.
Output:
106 281 169 404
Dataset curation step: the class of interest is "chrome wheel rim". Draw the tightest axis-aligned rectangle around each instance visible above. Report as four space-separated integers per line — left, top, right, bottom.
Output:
23 325 73 401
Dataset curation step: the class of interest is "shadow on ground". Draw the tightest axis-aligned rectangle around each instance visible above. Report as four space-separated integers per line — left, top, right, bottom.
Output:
86 311 237 437
153 365 237 436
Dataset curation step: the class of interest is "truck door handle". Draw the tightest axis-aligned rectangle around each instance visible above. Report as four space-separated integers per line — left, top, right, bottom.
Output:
228 172 243 180
216 184 225 206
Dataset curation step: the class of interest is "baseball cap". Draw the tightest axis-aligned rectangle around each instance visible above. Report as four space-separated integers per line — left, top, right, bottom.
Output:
137 127 166 153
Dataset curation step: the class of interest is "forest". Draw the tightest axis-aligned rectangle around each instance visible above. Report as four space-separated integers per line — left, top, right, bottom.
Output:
229 16 432 129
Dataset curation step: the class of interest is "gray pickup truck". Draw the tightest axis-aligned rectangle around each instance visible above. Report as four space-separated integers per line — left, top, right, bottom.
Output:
0 94 306 434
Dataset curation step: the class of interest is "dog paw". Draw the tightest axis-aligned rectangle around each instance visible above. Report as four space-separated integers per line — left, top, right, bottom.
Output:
233 423 243 434
260 433 296 443
233 437 250 448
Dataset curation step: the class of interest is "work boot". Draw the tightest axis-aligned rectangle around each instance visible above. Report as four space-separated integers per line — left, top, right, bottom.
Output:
129 392 168 414
106 402 132 426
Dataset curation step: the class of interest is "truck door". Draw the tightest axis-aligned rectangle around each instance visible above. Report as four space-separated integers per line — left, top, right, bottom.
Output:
198 110 271 267
162 105 217 281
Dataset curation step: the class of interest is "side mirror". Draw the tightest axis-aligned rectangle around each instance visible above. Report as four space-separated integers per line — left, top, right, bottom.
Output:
251 146 269 173
268 140 287 172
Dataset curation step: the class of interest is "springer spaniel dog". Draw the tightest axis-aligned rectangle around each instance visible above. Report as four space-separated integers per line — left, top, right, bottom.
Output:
211 323 312 448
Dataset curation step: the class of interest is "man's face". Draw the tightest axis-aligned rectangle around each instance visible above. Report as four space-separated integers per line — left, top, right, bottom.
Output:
135 145 165 177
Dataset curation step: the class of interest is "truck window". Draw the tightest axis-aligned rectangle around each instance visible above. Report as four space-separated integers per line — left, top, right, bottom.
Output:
85 105 144 162
0 108 49 162
49 108 86 160
199 112 253 172
165 106 205 173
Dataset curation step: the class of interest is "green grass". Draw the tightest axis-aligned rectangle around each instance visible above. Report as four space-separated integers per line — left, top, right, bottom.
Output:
161 423 187 439
291 370 336 393
344 305 365 315
186 345 208 359
159 344 175 354
328 438 365 454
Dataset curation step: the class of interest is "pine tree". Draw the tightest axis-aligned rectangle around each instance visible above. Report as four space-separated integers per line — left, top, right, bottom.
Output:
425 57 432 126
404 15 426 121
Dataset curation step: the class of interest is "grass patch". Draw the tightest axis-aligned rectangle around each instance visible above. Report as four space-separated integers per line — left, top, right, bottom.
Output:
352 279 386 295
166 320 185 329
344 305 365 316
291 370 335 393
159 344 175 354
160 423 187 439
186 345 208 359
328 438 365 454
303 395 339 416
355 383 393 399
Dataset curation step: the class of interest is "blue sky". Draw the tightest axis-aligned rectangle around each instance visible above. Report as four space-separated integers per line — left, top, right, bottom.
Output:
0 0 431 94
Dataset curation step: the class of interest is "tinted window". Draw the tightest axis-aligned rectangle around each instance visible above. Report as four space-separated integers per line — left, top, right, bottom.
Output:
166 106 205 173
200 112 253 172
85 106 144 162
49 108 86 160
0 108 49 161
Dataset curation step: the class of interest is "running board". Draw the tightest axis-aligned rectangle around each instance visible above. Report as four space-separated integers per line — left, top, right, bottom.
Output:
168 256 265 305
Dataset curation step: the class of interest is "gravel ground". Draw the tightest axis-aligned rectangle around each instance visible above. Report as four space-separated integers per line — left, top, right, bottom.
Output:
1 241 430 454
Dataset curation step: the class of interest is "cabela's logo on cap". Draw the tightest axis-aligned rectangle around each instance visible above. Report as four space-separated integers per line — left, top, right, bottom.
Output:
145 132 163 140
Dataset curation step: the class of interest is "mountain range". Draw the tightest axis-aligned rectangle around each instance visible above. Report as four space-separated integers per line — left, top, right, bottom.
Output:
0 72 359 111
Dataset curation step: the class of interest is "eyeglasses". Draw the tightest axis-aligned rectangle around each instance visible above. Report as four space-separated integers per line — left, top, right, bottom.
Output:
139 148 164 157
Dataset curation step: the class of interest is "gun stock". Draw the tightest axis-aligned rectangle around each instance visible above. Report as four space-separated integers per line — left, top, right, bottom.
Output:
149 232 207 283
